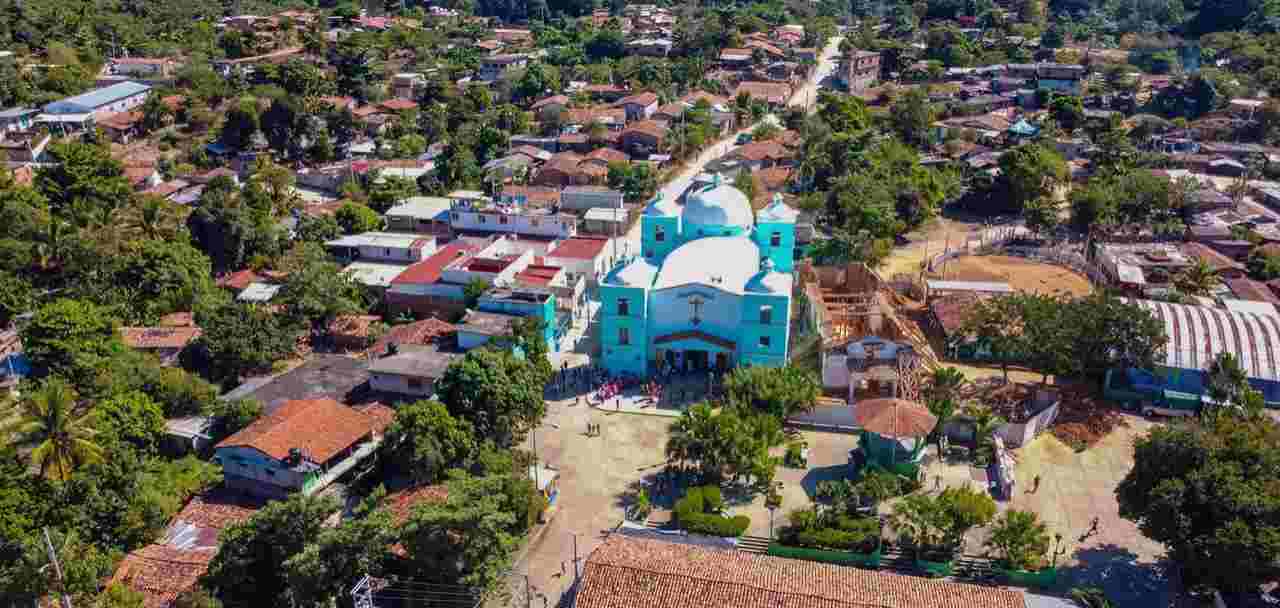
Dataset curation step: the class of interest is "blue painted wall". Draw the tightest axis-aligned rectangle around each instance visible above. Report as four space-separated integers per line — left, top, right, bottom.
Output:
753 221 796 272
642 214 680 263
600 284 649 376
739 292 790 367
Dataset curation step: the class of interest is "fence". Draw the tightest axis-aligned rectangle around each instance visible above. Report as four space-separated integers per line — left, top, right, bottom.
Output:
927 234 1110 288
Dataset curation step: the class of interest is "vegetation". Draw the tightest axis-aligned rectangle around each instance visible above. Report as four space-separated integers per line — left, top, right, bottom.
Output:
985 510 1052 571
891 486 996 560
673 485 751 537
722 365 820 418
666 403 782 488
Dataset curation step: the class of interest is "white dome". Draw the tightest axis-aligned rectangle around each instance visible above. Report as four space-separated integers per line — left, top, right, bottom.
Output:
683 182 754 229
757 193 799 223
644 193 679 217
653 236 760 293
605 256 659 288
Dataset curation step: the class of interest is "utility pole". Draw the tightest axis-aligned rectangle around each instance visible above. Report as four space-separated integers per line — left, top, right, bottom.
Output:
572 533 581 581
43 528 72 608
525 575 532 608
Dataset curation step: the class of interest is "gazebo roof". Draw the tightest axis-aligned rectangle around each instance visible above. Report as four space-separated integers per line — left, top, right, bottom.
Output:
853 398 938 438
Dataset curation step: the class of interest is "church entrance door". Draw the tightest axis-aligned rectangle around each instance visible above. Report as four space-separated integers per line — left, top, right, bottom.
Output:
715 352 730 372
687 350 709 371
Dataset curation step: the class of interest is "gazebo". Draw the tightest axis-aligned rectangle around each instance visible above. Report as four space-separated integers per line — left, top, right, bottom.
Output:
853 397 937 476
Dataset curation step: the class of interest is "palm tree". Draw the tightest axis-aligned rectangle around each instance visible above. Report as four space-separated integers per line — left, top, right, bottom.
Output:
0 379 104 481
1175 258 1218 296
966 404 1006 467
125 195 184 241
926 367 967 403
1068 588 1113 608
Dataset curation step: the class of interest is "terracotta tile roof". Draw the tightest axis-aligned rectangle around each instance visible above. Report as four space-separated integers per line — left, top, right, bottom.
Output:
622 120 668 140
681 90 728 107
745 39 785 57
558 133 589 145
124 165 158 186
654 102 686 118
385 484 449 524
735 81 792 104
576 535 1026 608
531 95 570 110
584 84 627 95
548 237 610 260
757 166 793 192
328 314 384 339
501 185 560 206
930 293 983 335
515 264 563 286
392 241 482 286
1227 277 1280 305
586 147 629 163
352 105 380 118
380 98 419 112
1180 241 1243 273
119 326 203 350
11 165 33 186
369 318 457 354
734 140 791 162
544 151 585 172
619 91 659 107
214 398 390 462
99 111 143 131
319 95 356 110
109 544 217 608
174 488 266 530
567 107 627 126
216 269 262 291
353 402 396 430
159 312 195 327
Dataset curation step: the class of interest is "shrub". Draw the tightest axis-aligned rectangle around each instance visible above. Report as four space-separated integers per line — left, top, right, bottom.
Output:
791 517 880 553
702 485 723 513
681 513 751 537
784 442 805 467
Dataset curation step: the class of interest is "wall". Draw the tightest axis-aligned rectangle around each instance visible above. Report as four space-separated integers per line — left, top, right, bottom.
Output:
600 284 649 376
642 214 680 262
738 292 790 367
369 372 434 397
754 222 796 272
996 401 1060 448
648 285 742 347
458 330 493 350
214 446 305 497
450 209 576 238
561 189 623 210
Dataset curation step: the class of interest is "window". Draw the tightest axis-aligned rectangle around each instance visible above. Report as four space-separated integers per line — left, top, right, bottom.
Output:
384 248 391 257
697 229 705 236
617 298 630 316
759 335 771 348
770 231 782 247
531 218 540 227
479 215 488 223
452 212 460 220
500 215 509 224
655 226 666 242
760 306 773 325
407 377 424 390
619 327 631 345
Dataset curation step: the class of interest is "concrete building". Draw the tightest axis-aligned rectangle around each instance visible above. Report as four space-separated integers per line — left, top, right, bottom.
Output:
479 54 528 81
212 398 393 498
384 196 453 236
39 81 152 131
599 180 797 377
324 232 436 264
846 50 881 91
561 186 624 211
448 194 577 239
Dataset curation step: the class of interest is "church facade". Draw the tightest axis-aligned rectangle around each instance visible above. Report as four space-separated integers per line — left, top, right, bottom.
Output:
599 176 797 377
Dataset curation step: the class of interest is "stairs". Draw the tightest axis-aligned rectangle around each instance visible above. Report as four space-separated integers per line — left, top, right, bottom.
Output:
877 546 917 574
736 535 771 554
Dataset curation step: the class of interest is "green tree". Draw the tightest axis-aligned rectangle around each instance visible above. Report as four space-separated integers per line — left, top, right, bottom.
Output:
722 366 820 418
295 214 342 243
1116 415 1280 591
187 303 300 384
138 94 173 134
1021 196 1060 236
334 202 383 234
203 494 340 608
1048 95 1085 133
379 400 478 484
219 99 260 150
889 87 936 148
0 269 34 326
435 349 547 445
997 143 1068 212
276 251 365 336
0 379 104 481
112 239 218 323
35 142 131 224
93 391 166 453
985 510 1051 571
207 398 263 441
1175 258 1218 296
283 508 395 608
21 298 123 385
400 472 522 588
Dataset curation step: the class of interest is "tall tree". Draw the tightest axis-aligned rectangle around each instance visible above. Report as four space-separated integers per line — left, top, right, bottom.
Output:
203 495 340 608
35 142 131 224
1117 415 1280 591
379 400 478 484
435 349 546 446
20 298 123 385
0 379 103 481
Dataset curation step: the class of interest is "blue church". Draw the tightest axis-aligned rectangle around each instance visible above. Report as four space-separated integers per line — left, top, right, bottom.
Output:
599 176 798 377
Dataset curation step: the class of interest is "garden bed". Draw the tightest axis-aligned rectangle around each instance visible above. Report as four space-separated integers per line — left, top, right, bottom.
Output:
995 566 1058 588
767 542 882 568
1049 384 1128 450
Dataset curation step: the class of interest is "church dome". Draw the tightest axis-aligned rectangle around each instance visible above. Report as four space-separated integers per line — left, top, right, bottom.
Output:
682 179 754 230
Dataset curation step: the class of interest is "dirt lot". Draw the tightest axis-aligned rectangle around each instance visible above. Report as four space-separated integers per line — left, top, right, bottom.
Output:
929 255 1094 297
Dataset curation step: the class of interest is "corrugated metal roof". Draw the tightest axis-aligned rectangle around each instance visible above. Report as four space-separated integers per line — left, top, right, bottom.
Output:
1132 298 1280 381
44 81 151 113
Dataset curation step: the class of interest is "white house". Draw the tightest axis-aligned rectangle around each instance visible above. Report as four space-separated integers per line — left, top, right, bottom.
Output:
39 81 152 131
545 236 617 286
324 232 436 264
448 195 577 239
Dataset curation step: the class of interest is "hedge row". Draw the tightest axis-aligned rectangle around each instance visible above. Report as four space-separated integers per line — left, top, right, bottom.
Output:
681 512 751 537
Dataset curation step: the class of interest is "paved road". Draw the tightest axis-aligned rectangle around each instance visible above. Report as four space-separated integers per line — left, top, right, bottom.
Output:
618 35 846 257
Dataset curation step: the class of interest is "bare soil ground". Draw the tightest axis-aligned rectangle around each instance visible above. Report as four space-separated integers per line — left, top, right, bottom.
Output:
929 255 1094 297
